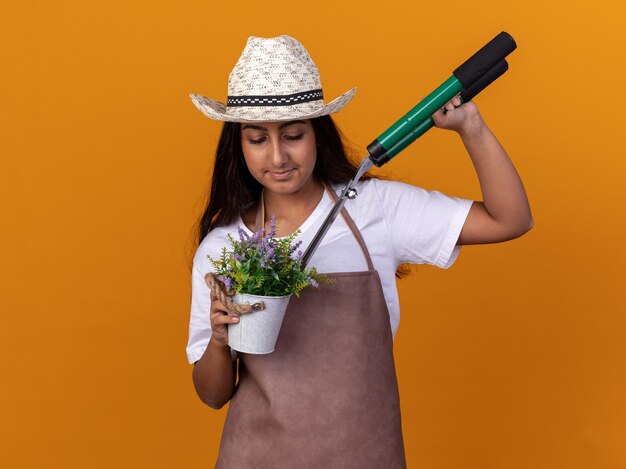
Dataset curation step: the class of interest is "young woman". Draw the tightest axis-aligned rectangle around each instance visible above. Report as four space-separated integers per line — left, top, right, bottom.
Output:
186 35 533 468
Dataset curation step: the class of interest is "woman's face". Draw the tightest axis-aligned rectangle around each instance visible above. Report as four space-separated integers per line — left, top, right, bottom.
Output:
240 119 318 195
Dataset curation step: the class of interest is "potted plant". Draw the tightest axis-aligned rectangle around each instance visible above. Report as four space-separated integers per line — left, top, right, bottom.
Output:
205 215 329 354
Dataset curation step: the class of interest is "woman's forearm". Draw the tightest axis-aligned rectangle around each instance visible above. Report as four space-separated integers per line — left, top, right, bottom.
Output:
192 337 236 409
460 122 533 233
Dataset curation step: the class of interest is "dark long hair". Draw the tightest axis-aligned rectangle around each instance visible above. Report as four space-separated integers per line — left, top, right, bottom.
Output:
193 114 410 278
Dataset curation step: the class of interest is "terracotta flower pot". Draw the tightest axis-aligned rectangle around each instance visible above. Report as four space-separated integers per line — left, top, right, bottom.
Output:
228 292 292 354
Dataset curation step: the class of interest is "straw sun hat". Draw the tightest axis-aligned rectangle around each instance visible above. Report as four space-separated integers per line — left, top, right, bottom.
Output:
189 35 357 123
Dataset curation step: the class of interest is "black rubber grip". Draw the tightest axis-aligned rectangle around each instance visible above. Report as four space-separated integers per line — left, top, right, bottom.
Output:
460 59 509 102
366 139 387 164
453 31 516 89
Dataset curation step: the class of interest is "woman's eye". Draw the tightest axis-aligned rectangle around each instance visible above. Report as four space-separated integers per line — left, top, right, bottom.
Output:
247 134 303 144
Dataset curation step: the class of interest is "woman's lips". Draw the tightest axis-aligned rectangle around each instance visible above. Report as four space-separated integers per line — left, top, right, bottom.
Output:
268 169 295 180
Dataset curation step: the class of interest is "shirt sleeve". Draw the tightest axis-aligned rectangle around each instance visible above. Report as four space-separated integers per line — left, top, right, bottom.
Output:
373 178 474 268
186 251 238 364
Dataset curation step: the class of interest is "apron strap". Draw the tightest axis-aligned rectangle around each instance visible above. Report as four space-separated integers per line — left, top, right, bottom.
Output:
254 183 375 271
324 183 375 271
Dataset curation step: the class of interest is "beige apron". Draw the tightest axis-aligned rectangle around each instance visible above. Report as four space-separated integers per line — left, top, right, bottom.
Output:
215 186 406 468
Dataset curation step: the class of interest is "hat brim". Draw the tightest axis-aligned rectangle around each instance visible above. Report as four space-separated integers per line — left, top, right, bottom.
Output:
189 87 357 123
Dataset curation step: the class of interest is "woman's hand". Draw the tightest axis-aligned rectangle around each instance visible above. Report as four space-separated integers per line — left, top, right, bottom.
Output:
431 96 485 139
210 289 239 348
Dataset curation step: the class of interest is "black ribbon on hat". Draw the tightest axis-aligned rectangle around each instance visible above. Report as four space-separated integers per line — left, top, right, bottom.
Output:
227 89 323 107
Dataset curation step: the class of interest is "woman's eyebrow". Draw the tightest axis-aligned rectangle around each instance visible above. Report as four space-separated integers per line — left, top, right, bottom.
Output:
278 120 306 129
241 120 306 131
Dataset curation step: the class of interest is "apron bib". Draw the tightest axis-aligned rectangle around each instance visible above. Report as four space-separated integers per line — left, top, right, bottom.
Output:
215 186 406 468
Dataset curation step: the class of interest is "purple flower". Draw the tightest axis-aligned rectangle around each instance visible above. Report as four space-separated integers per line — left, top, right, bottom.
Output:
236 226 249 243
233 253 242 262
217 276 233 291
268 214 277 237
260 236 275 261
251 227 264 243
308 278 319 288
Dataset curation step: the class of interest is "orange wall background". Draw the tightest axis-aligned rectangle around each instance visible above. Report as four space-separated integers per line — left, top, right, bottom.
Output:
2 0 625 467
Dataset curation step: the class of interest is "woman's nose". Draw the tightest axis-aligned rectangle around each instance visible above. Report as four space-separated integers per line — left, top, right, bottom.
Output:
269 138 288 166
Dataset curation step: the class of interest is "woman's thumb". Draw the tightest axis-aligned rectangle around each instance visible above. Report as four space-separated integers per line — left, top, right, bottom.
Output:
431 108 447 128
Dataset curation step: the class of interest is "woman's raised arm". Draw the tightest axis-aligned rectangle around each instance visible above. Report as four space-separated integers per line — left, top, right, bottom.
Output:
432 96 534 245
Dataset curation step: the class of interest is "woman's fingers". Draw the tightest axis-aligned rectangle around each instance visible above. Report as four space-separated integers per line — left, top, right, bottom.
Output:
213 311 239 325
433 96 467 126
208 289 237 349
432 102 455 127
210 292 239 325
431 108 445 127
444 96 462 113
